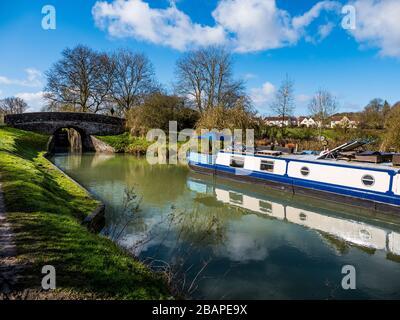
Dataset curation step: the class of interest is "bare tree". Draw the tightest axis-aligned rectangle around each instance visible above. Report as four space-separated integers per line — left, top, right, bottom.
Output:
0 97 29 115
270 74 295 136
44 45 113 113
308 89 338 134
92 52 115 113
111 49 157 115
175 47 245 113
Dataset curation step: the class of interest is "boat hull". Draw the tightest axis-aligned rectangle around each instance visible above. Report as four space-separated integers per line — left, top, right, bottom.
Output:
188 162 400 215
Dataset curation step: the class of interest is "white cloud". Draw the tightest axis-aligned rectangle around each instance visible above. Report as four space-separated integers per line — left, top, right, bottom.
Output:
25 68 42 85
243 73 258 80
296 94 311 103
93 0 400 58
93 0 341 52
250 82 276 109
212 0 298 52
15 91 46 112
251 83 311 114
292 1 340 29
92 0 226 50
0 68 43 88
348 0 400 57
217 231 269 261
318 22 335 40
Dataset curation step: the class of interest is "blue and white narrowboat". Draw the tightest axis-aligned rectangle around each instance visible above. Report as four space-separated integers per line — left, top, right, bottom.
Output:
188 141 400 214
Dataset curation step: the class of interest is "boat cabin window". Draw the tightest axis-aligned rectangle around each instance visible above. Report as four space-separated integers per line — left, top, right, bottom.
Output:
359 229 372 240
300 167 310 176
260 160 274 172
230 156 245 168
259 200 272 213
229 192 243 205
362 175 375 186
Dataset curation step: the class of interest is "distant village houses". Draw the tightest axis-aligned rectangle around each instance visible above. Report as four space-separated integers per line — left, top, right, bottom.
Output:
329 115 358 129
297 117 320 128
264 115 359 129
263 116 298 127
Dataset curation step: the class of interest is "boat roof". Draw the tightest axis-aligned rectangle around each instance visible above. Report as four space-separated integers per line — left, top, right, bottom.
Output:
219 150 400 173
284 154 398 172
316 140 370 160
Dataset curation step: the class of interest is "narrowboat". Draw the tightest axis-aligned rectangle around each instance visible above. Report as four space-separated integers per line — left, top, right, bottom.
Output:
188 140 400 214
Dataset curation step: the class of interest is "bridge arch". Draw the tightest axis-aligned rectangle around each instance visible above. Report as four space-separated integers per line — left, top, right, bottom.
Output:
5 112 126 153
49 126 95 153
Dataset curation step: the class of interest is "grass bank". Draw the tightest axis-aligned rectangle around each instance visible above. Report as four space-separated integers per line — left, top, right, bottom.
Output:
0 126 171 299
97 132 187 154
97 132 152 154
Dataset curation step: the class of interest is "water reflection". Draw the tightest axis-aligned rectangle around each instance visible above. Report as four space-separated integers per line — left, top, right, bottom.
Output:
52 154 400 299
186 175 400 259
194 181 400 256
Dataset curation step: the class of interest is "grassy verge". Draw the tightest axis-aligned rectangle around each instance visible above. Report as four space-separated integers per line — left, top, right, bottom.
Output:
97 132 152 154
0 127 171 299
97 132 187 154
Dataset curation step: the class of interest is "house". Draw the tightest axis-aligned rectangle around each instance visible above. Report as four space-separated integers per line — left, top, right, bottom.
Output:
265 116 324 128
264 116 298 127
297 116 320 128
330 115 358 129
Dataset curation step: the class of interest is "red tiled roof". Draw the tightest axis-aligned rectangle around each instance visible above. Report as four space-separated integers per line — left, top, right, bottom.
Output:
265 116 297 121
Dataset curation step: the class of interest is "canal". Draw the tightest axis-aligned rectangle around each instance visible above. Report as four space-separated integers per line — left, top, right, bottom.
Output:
52 153 400 299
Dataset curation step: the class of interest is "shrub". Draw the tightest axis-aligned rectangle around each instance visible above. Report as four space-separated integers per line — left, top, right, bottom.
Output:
196 103 260 132
127 93 199 136
381 105 400 151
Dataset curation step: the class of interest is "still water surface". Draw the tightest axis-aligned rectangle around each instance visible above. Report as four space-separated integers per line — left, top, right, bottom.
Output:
52 153 400 299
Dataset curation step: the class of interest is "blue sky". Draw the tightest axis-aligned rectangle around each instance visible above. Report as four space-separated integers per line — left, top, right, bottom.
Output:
0 0 399 115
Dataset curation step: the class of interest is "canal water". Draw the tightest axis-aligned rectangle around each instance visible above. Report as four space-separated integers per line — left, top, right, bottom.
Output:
52 153 400 299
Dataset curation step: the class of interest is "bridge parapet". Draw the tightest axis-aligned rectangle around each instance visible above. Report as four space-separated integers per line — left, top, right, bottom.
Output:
4 112 126 136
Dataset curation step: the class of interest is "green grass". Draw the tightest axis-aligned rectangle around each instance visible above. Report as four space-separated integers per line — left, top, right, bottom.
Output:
97 132 152 154
284 127 341 140
0 127 171 299
97 132 187 154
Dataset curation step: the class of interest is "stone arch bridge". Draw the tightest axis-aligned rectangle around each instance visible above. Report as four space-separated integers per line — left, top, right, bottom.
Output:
4 112 126 152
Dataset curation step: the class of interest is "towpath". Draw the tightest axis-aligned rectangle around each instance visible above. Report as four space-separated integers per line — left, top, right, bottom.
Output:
0 183 22 298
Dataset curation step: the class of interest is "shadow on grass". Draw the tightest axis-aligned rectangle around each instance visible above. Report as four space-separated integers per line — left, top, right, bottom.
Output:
0 151 96 220
8 212 169 299
0 127 48 161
